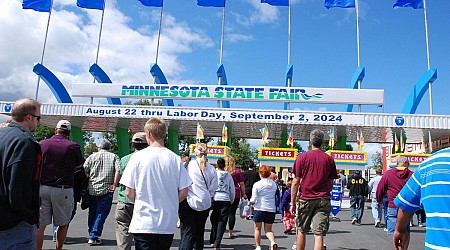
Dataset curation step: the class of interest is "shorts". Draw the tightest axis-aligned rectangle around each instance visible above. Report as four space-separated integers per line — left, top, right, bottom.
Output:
253 210 276 224
386 207 410 235
39 185 74 226
296 199 331 236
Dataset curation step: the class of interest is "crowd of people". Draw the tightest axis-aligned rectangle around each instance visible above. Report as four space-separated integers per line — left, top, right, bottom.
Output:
1 98 449 250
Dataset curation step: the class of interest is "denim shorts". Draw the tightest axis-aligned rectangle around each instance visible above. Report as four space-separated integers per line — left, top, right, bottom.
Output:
386 207 410 235
253 210 276 224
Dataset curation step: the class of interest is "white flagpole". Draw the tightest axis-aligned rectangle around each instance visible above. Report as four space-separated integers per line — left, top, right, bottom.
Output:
35 0 54 100
155 5 164 65
355 0 361 112
423 0 432 114
286 1 291 110
217 4 226 108
91 0 107 104
151 4 164 106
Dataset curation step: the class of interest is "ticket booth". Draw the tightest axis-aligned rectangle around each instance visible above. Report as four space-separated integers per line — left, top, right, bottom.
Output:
258 147 298 184
389 153 430 172
327 150 368 209
189 144 230 165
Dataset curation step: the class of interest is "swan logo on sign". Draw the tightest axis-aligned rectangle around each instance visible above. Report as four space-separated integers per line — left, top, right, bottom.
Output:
4 104 12 113
395 116 405 126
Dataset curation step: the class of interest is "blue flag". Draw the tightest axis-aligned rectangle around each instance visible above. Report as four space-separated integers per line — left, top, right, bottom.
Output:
22 0 52 12
139 0 163 7
77 0 105 10
393 0 423 9
324 0 355 9
197 0 225 7
261 0 289 6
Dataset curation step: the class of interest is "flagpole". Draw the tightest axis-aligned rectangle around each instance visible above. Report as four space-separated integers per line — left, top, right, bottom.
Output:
91 0 107 104
155 4 164 65
355 0 361 112
217 5 226 108
35 0 54 100
423 0 432 114
286 1 292 110
151 3 164 106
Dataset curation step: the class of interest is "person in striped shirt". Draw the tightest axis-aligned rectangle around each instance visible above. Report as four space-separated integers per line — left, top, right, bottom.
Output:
393 148 450 250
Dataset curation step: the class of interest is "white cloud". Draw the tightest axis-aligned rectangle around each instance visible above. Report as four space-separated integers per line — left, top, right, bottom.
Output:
227 33 254 43
0 1 213 104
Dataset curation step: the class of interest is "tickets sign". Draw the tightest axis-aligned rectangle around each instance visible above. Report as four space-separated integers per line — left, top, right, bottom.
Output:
258 147 298 162
189 145 230 159
327 150 367 165
390 153 430 167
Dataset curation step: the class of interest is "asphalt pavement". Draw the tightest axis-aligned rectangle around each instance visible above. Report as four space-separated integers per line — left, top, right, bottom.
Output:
43 203 426 250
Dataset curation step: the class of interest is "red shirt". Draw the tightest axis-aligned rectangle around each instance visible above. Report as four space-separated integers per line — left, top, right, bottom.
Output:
292 149 338 200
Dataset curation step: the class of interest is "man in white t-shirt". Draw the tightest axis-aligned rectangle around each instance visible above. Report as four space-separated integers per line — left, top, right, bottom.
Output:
120 118 192 250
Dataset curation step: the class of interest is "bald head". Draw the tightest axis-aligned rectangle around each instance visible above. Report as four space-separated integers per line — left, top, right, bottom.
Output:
11 98 41 122
11 98 41 132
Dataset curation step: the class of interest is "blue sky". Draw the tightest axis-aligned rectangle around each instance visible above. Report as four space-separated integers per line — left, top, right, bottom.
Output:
1 0 450 116
3 0 448 164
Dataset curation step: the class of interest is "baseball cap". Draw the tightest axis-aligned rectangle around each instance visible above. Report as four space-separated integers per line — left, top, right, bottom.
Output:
56 120 71 131
132 132 146 143
354 170 361 175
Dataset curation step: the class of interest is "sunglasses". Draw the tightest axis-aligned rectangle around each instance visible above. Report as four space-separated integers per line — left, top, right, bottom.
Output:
29 114 41 121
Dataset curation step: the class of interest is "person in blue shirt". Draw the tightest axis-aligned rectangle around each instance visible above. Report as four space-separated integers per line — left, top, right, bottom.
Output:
393 148 450 250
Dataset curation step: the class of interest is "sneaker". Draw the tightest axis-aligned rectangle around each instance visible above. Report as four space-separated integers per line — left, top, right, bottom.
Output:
410 222 414 227
384 228 388 232
255 246 262 250
375 220 381 227
351 218 357 225
88 239 102 245
355 222 361 226
418 223 424 227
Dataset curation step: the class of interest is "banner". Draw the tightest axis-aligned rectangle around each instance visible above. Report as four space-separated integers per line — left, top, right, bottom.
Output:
139 0 163 7
72 83 384 105
331 182 342 217
324 0 355 9
261 0 289 7
77 0 105 10
22 0 52 12
81 106 365 125
197 0 225 7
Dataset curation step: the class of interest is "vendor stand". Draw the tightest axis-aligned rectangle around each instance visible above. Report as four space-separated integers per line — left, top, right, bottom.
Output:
389 153 430 172
189 144 230 164
326 150 368 212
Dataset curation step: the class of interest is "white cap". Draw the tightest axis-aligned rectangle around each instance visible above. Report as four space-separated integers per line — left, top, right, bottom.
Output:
56 120 71 131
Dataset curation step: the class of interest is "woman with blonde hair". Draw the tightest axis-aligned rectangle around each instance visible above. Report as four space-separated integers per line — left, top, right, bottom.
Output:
248 165 278 250
225 155 247 238
179 143 218 250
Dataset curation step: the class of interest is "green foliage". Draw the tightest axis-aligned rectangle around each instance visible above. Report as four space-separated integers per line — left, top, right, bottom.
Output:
33 124 54 141
100 132 119 155
371 151 383 169
228 138 258 170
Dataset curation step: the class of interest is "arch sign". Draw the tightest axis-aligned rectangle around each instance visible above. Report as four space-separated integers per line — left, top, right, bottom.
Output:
72 83 384 105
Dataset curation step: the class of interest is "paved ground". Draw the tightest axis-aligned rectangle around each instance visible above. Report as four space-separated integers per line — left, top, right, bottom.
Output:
43 203 426 250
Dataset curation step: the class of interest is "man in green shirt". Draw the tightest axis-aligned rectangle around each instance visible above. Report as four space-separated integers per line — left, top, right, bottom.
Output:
114 132 148 250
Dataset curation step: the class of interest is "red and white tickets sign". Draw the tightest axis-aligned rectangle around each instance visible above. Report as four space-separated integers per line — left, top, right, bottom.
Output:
327 150 367 164
390 153 430 166
258 147 298 161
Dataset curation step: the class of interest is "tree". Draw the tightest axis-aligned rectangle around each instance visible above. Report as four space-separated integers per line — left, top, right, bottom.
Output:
371 151 383 169
33 124 54 141
100 132 119 155
228 138 258 170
